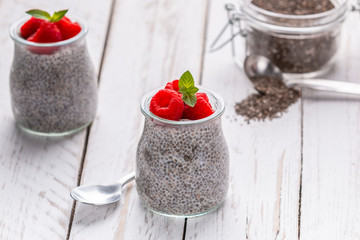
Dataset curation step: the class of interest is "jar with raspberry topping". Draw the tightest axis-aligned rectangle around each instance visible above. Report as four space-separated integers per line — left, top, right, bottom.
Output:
136 87 229 217
9 16 97 136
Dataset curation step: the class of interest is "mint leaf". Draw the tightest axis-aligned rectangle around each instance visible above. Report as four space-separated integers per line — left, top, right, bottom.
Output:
178 86 187 95
187 86 199 95
182 93 197 107
26 9 51 21
179 70 194 88
50 9 68 22
178 71 199 107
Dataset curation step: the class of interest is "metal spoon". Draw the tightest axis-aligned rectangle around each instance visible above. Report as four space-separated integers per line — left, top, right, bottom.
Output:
244 54 360 95
70 172 135 205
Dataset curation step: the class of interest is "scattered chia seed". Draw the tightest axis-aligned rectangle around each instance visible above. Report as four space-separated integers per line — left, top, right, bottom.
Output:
136 117 229 216
10 41 97 134
247 0 338 74
235 76 300 122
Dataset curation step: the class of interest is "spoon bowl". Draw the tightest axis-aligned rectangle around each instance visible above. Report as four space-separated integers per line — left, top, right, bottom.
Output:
244 54 283 80
70 172 135 205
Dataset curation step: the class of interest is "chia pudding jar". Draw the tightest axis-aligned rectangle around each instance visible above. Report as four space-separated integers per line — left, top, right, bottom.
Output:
233 0 349 78
136 87 229 217
9 16 97 136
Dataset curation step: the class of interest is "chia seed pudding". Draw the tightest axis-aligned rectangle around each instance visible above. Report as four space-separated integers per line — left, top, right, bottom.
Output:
241 0 348 77
136 88 229 217
9 17 97 135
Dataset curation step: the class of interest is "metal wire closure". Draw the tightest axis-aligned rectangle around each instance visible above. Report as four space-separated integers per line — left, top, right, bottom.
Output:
209 4 246 54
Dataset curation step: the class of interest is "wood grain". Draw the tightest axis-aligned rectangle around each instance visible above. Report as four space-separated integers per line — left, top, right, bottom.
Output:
300 12 360 240
185 0 301 239
69 0 208 239
0 0 112 239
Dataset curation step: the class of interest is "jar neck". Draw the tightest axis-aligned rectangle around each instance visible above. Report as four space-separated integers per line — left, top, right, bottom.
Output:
140 87 225 127
10 15 88 48
241 0 349 33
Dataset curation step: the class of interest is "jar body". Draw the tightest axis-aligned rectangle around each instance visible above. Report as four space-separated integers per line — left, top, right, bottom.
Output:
245 24 341 76
240 0 348 78
136 117 229 217
9 27 97 136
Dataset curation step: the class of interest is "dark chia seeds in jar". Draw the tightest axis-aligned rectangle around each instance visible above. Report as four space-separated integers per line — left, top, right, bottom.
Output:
136 88 229 217
9 17 97 136
240 0 349 77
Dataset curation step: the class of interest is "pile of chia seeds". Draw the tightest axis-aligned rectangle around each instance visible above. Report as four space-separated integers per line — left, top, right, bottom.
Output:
136 118 229 216
247 0 337 74
10 41 97 134
235 76 300 122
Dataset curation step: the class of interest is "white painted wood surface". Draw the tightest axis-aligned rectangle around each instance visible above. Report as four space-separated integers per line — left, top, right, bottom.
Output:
69 0 208 239
0 0 112 239
1 0 360 239
300 13 360 240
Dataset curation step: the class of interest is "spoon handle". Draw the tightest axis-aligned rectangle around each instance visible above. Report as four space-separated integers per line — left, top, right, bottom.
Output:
286 79 360 95
119 171 135 186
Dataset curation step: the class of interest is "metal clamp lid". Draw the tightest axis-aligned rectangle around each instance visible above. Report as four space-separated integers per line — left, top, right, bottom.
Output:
209 3 246 54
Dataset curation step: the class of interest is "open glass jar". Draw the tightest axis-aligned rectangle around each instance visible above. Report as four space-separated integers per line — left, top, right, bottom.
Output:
214 0 350 78
9 17 97 136
136 87 229 217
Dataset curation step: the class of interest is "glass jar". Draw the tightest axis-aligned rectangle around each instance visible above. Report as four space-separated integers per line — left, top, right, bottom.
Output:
214 0 350 78
136 87 229 217
9 16 97 136
242 0 349 78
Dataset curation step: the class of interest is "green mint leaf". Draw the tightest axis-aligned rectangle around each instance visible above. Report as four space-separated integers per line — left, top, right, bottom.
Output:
178 86 187 96
182 93 197 107
187 86 199 95
178 71 199 107
50 9 68 22
179 70 194 88
26 9 51 21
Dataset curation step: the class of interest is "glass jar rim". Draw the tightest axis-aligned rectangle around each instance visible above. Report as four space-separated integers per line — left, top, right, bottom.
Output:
140 86 225 126
9 15 88 47
242 0 350 33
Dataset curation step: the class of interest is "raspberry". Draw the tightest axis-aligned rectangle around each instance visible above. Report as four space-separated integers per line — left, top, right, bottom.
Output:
55 16 81 40
150 89 184 121
183 93 214 120
165 80 179 92
20 17 44 39
27 21 62 43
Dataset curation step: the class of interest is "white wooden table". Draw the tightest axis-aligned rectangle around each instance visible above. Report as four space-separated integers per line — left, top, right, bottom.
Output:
1 0 360 239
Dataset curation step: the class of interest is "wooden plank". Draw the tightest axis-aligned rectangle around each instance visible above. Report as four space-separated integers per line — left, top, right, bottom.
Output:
69 0 209 239
300 13 360 240
0 0 112 239
185 0 301 239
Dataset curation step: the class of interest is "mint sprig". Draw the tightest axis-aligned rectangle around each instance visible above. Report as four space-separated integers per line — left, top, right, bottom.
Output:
26 9 68 23
178 71 199 107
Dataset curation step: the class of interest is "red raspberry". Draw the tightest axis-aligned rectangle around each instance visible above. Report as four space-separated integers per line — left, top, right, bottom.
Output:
165 80 179 92
183 93 214 120
55 16 81 40
150 89 184 121
27 21 62 43
20 17 44 39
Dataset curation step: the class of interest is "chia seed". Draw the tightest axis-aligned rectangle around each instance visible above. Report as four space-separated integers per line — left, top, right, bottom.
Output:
251 0 334 15
136 117 229 216
235 76 300 122
10 41 97 134
247 0 339 74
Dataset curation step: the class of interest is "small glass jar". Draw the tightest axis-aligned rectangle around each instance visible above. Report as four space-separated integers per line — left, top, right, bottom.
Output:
9 17 97 136
136 88 229 217
241 0 349 78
